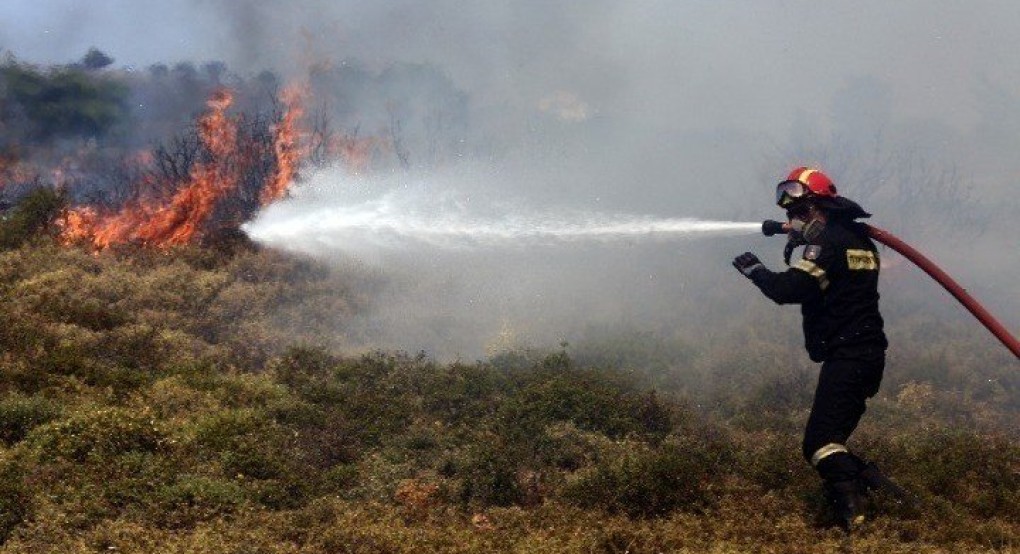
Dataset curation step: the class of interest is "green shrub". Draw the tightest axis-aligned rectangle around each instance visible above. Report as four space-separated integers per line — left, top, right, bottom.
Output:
0 187 66 250
251 478 310 510
562 436 720 517
136 375 220 422
728 431 815 495
419 362 504 425
27 289 130 331
0 358 57 395
147 475 250 529
272 346 342 397
455 440 523 508
191 408 291 480
907 430 1020 518
0 458 31 544
321 463 359 493
533 422 614 472
570 326 695 390
499 361 675 443
0 395 62 444
26 407 166 462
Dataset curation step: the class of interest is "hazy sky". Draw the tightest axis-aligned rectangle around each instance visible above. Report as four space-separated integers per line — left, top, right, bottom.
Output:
5 0 1020 138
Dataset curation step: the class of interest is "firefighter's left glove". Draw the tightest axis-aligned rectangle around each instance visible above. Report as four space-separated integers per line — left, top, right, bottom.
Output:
732 252 765 278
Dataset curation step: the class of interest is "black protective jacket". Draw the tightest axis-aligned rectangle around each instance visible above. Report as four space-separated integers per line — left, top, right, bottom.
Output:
749 220 888 362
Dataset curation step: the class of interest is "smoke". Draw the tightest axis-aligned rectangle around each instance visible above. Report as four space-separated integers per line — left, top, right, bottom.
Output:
3 1 1018 354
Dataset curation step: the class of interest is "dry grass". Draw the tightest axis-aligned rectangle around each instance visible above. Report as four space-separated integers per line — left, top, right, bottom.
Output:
0 234 1017 553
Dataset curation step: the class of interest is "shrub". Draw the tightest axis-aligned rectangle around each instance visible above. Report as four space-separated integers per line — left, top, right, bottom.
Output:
0 187 66 249
419 362 504 425
272 346 341 395
136 375 221 422
498 361 675 443
147 475 250 529
534 422 614 472
0 458 31 544
562 436 720 517
191 408 292 481
906 430 1020 518
730 431 809 492
455 440 523 508
26 407 166 462
0 358 56 395
0 395 62 445
0 61 130 140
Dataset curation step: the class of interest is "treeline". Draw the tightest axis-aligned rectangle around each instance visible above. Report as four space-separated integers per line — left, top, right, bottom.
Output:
0 49 129 144
0 49 469 210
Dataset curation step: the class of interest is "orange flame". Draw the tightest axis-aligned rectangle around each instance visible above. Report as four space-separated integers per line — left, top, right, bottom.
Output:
58 205 99 245
61 85 317 250
260 84 308 206
63 88 240 249
130 88 239 246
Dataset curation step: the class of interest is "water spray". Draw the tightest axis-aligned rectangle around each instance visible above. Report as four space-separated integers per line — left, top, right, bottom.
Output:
763 220 1020 359
244 184 762 254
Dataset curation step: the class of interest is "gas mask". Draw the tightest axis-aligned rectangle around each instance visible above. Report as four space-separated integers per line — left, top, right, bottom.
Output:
782 209 825 265
788 216 825 244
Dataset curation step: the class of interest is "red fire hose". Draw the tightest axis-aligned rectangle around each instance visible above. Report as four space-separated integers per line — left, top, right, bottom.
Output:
863 224 1020 359
763 220 1020 359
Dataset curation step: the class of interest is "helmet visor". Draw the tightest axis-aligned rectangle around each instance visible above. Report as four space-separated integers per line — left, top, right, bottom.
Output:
776 180 808 208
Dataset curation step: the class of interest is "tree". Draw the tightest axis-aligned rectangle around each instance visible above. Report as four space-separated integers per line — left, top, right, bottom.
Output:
0 61 130 141
80 48 114 71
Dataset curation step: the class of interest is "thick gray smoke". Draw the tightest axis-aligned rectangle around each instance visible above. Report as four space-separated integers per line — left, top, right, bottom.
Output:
4 1 1018 357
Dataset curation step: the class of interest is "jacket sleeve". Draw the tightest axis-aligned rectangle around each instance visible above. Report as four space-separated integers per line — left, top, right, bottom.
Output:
748 265 823 305
749 242 837 304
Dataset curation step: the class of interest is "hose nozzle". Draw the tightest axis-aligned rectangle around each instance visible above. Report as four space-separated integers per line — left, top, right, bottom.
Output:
762 220 789 236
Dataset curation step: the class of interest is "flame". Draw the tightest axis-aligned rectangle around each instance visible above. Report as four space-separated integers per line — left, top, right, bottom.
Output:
60 85 317 250
58 205 99 245
64 88 240 249
260 84 308 206
129 88 240 246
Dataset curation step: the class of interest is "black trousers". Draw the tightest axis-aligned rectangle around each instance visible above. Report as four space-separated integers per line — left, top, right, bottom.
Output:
802 348 885 483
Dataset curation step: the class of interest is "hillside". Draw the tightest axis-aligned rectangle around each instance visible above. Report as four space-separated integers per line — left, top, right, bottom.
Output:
0 211 1017 552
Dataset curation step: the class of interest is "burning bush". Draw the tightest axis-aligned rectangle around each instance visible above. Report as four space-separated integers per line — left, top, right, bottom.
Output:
59 87 296 249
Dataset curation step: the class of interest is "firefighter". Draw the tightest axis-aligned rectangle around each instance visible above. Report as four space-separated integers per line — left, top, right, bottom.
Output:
731 167 904 531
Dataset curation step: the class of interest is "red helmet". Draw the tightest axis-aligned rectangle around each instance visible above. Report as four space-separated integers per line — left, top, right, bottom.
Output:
776 167 838 208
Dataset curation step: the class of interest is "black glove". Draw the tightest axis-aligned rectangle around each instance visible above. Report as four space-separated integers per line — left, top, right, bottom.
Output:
732 252 765 278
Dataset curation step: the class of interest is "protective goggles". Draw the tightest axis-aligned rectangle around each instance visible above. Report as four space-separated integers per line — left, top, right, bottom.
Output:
775 180 809 208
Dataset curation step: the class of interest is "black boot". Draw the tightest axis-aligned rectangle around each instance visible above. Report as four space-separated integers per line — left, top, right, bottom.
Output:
858 462 914 506
825 480 867 532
